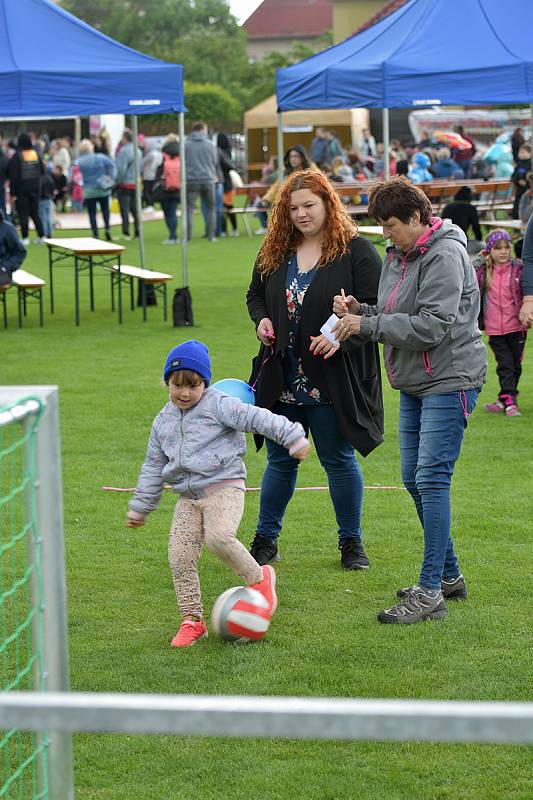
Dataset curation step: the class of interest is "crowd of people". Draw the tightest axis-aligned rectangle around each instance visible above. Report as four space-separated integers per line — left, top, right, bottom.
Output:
1 121 531 251
0 123 243 247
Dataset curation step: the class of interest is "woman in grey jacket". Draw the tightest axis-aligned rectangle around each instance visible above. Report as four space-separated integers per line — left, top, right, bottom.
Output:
333 179 486 625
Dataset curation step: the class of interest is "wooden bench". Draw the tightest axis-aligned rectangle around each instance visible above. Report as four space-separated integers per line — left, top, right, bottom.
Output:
0 269 45 328
104 265 173 322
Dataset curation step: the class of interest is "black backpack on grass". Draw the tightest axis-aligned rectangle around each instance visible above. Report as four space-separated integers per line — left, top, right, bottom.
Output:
173 287 194 326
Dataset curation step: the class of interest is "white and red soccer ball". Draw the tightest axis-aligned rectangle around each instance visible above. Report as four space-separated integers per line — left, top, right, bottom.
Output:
211 586 271 643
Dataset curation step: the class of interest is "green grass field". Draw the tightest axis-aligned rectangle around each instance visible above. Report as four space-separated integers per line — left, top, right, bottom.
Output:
2 214 532 799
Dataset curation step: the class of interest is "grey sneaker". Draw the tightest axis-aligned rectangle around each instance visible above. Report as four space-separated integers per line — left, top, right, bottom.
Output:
378 587 448 624
397 574 467 601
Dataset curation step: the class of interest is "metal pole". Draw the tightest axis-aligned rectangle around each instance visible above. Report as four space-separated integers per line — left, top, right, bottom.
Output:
382 107 390 180
73 118 81 159
131 115 145 269
244 128 249 183
530 105 533 174
277 111 284 184
2 692 533 745
178 111 188 287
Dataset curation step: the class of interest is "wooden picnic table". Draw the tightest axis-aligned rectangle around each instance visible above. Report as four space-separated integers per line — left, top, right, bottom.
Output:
42 237 126 325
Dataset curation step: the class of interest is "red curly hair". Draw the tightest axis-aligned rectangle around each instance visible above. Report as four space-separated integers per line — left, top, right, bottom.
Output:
257 170 358 275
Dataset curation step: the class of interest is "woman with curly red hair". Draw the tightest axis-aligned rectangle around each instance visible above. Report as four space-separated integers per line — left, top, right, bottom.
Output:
246 170 384 571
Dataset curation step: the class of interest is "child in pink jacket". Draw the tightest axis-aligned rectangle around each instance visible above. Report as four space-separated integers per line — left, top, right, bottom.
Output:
474 230 527 417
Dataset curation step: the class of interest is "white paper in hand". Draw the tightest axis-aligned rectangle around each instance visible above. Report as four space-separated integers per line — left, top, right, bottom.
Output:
320 313 340 344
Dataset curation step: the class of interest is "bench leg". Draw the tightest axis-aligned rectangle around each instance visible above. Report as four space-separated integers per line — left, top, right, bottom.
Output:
130 276 134 311
17 288 23 328
110 273 115 311
1 291 6 329
242 212 252 237
117 257 123 324
163 284 167 322
39 288 43 327
89 256 95 311
48 247 54 313
141 280 147 322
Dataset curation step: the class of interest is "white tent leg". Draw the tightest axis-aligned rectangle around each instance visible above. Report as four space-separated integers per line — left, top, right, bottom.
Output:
277 111 284 183
383 108 390 180
179 111 188 287
131 115 145 269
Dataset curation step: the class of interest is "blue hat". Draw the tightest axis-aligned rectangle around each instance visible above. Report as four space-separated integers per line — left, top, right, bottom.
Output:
163 340 212 385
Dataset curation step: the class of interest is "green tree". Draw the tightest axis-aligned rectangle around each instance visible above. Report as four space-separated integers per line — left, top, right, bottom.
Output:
61 0 250 111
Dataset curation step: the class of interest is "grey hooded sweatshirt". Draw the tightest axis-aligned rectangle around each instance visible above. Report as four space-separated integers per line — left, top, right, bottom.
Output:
129 388 306 516
359 218 487 396
184 130 217 183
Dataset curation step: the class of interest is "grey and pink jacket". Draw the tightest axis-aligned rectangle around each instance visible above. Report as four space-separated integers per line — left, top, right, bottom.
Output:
129 388 306 516
359 218 487 396
473 255 524 334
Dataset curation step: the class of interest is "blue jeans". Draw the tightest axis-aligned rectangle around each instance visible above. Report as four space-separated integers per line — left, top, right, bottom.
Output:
38 198 53 238
398 389 478 589
84 195 110 238
256 402 365 545
214 182 224 236
161 197 179 240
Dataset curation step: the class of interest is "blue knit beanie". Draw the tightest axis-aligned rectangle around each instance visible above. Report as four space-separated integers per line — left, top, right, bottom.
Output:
163 340 212 385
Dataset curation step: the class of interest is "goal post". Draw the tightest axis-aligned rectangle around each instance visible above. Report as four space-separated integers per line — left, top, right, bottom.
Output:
0 387 74 800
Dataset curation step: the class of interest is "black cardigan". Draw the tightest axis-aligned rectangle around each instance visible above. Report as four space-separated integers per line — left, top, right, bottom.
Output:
246 236 384 457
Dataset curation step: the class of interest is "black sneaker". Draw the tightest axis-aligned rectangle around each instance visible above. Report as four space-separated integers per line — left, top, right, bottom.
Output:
339 540 370 570
249 534 279 565
378 587 448 624
397 574 467 601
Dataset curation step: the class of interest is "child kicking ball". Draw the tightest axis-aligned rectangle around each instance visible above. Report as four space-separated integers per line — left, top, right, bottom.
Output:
125 340 310 647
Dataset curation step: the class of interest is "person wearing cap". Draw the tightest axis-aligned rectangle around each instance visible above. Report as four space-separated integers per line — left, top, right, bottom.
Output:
125 339 310 648
473 230 527 417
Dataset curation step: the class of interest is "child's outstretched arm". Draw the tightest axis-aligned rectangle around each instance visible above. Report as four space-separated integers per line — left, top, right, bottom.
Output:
215 395 311 459
126 424 168 525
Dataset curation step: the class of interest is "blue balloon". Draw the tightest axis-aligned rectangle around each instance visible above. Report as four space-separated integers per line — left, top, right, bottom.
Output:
211 379 255 405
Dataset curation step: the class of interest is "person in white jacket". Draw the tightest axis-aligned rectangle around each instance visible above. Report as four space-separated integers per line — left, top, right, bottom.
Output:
126 340 310 648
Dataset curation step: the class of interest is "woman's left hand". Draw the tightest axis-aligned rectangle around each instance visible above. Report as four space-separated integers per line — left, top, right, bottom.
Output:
332 314 362 341
309 333 340 360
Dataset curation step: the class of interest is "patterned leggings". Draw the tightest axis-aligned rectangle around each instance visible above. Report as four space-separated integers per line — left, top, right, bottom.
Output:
168 487 262 619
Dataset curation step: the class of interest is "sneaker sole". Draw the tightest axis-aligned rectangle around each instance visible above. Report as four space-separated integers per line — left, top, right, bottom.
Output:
342 562 370 571
265 565 278 615
378 608 448 624
171 631 208 648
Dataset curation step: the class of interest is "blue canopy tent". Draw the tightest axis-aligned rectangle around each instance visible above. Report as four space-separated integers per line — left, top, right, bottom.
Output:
276 0 533 179
0 0 189 282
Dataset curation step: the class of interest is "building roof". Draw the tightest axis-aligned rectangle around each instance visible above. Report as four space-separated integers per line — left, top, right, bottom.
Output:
352 0 408 35
243 0 333 39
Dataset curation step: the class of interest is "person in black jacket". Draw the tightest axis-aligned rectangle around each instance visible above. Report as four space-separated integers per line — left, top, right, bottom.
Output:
7 133 45 244
0 140 9 218
0 209 26 286
441 186 482 243
246 170 383 571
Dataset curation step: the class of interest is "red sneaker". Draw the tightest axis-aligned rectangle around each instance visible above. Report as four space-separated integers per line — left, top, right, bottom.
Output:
484 400 504 413
249 565 278 617
171 619 208 648
505 404 521 417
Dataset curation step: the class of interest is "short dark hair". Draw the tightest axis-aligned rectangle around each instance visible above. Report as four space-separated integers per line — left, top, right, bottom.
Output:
122 129 133 142
191 121 206 132
368 178 432 224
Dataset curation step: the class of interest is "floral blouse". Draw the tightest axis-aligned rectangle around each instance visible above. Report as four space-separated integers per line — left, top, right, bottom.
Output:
279 254 328 405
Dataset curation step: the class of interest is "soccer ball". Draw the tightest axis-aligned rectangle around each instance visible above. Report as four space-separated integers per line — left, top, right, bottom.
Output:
211 586 271 643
